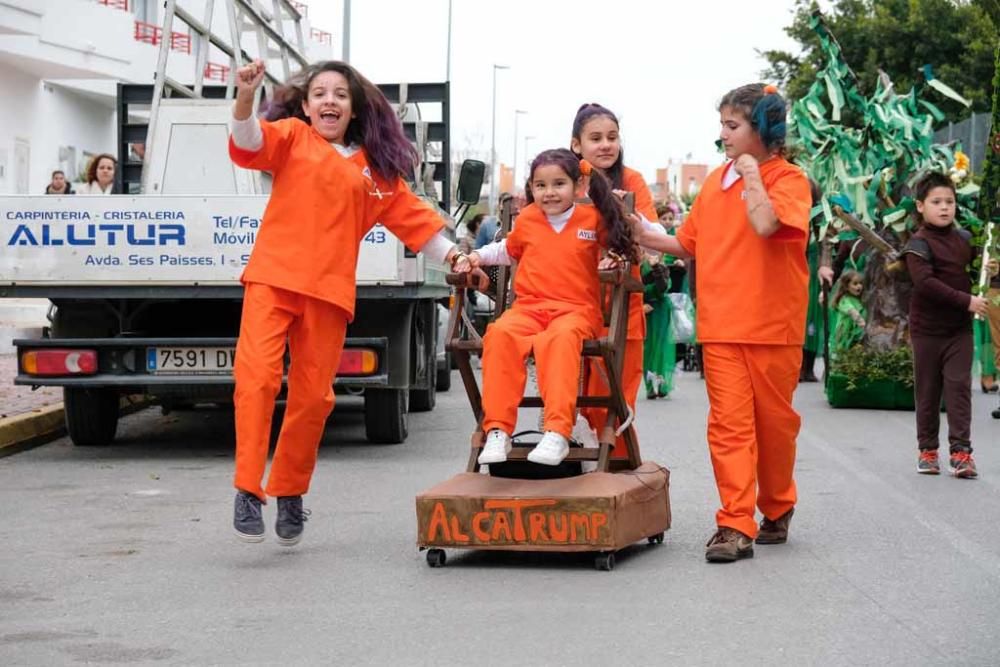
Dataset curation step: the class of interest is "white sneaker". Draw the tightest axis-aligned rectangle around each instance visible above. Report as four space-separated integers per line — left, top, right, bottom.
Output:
527 431 570 466
478 429 512 465
571 415 599 449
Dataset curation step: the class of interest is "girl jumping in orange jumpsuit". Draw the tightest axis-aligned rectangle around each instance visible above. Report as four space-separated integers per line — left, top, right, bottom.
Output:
633 84 811 563
458 149 637 466
228 60 469 545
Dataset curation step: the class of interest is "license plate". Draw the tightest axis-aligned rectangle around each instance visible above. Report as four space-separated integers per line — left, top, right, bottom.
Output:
147 347 235 375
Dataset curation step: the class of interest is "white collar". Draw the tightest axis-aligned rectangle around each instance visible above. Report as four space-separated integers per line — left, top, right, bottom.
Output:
331 142 360 157
545 204 575 227
721 161 742 190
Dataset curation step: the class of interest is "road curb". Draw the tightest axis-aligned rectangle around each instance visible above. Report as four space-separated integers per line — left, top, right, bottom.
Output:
0 397 151 457
0 403 65 456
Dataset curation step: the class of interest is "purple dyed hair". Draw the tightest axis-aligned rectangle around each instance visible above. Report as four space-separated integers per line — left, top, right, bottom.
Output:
525 148 638 262
261 60 417 182
571 103 625 189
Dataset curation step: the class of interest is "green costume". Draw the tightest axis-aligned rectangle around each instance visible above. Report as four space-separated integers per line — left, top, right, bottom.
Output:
974 318 996 377
831 293 865 356
804 240 826 355
641 259 675 398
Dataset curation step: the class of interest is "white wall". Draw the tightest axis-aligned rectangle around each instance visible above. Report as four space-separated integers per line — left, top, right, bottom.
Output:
0 66 114 194
0 0 333 195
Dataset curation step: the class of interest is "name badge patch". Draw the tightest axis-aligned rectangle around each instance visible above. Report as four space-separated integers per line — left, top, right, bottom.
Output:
577 229 597 241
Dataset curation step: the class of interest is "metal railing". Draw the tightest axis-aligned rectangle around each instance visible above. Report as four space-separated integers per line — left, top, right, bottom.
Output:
204 62 231 82
97 0 128 10
934 112 992 175
134 20 192 55
310 27 331 44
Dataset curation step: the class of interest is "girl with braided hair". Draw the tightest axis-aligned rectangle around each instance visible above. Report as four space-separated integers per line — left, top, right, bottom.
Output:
570 103 664 457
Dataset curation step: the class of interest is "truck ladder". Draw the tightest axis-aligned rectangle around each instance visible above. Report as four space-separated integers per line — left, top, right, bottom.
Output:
141 0 311 194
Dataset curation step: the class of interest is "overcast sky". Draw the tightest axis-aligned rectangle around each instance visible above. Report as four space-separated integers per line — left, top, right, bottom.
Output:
307 0 805 183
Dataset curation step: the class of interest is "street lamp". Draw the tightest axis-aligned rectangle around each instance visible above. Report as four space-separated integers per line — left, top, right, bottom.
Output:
446 0 452 81
512 109 527 191
523 134 535 180
342 0 351 61
489 64 509 212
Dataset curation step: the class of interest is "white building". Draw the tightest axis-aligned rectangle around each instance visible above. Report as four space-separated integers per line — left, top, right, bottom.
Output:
0 0 334 195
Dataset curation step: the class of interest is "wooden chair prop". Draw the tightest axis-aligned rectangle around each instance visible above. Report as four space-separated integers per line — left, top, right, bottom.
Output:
445 194 641 473
416 193 671 570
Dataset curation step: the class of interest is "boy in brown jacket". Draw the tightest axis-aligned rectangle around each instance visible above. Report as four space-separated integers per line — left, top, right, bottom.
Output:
903 172 992 478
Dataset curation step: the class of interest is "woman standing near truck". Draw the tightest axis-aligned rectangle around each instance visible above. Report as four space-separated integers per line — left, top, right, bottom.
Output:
227 59 468 546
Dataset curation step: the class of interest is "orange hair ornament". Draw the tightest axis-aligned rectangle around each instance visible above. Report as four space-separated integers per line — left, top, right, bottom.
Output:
579 159 593 176
763 84 779 95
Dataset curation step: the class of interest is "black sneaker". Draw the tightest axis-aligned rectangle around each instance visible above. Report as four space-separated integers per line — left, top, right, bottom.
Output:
233 491 265 543
275 496 310 547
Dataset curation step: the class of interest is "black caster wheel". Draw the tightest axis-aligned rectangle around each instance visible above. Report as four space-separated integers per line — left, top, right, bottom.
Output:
426 548 447 568
647 532 665 545
594 552 615 571
992 408 1000 420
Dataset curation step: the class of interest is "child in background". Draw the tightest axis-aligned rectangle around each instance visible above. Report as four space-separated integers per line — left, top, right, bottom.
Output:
570 103 662 455
829 269 866 355
903 171 990 478
641 251 675 399
460 149 637 466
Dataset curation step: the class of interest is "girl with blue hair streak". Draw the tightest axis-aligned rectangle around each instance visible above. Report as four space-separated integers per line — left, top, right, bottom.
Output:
633 83 811 563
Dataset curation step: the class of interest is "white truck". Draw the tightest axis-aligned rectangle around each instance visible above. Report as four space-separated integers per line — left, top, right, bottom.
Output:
2 80 484 446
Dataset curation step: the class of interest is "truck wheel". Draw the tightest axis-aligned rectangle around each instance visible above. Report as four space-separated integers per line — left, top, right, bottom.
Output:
409 308 437 412
365 388 408 444
436 352 452 392
64 388 119 446
409 383 436 412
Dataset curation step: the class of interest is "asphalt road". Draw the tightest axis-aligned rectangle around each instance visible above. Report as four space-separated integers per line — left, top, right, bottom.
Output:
1 371 998 666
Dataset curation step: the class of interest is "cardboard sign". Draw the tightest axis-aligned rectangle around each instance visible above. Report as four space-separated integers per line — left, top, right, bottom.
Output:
416 463 671 553
422 497 613 548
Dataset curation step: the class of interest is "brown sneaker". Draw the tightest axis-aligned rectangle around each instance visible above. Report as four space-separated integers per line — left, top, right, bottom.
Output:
756 508 794 544
705 527 754 563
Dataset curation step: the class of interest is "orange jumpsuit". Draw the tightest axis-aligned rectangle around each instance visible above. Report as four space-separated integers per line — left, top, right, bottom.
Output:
582 166 655 456
481 204 607 438
229 118 444 500
675 157 810 538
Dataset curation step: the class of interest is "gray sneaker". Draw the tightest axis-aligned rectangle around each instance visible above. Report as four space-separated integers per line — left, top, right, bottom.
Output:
233 491 265 543
275 496 310 547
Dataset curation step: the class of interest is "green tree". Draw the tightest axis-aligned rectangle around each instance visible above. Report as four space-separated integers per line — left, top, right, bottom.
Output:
761 0 998 121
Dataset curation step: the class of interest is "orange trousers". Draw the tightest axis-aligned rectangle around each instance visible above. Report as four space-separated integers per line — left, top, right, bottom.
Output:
702 343 801 538
482 304 598 438
581 338 643 458
233 282 348 501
